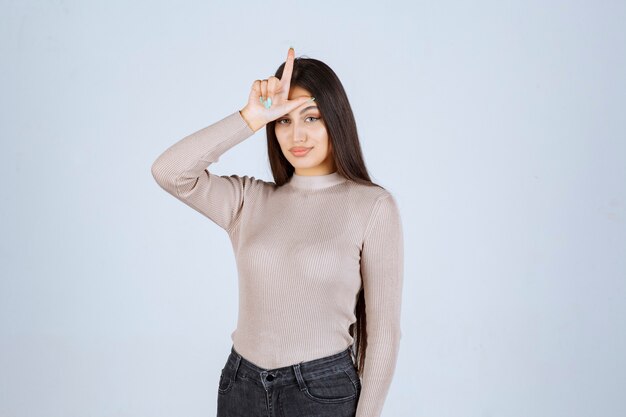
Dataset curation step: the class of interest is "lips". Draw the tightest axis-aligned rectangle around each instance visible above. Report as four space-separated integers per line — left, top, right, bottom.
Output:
290 147 312 156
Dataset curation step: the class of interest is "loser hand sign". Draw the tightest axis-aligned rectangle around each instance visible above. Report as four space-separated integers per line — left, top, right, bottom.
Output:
240 47 315 132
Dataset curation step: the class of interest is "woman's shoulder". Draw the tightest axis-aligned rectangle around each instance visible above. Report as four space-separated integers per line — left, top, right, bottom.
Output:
215 173 279 195
344 178 397 203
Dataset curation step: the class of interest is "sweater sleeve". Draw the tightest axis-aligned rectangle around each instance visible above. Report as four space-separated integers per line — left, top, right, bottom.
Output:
356 193 404 417
151 110 258 232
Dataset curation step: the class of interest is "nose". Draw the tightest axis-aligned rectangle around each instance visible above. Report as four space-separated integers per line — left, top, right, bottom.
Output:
292 123 306 143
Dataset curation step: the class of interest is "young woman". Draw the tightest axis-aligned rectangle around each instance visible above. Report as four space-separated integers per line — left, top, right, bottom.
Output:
151 47 404 417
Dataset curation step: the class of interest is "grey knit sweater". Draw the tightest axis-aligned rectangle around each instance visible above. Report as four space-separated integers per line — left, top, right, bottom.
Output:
151 109 404 417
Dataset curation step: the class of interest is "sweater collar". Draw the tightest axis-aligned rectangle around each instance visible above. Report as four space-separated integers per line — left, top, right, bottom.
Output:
288 171 347 190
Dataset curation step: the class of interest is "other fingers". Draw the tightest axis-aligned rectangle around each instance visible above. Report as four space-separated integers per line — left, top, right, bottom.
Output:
267 76 281 104
251 79 262 97
260 79 268 101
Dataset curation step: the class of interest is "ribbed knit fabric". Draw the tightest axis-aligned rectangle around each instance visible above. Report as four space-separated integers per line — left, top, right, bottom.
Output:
151 110 404 417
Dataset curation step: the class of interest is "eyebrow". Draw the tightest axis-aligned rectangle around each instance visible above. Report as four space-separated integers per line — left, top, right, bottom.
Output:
299 105 319 115
280 105 320 119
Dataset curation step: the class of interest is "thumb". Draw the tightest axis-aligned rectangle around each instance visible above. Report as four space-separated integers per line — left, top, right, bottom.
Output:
286 96 316 112
300 96 316 106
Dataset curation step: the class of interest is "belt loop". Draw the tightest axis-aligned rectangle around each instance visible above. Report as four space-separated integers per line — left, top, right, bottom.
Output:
232 351 242 382
292 363 307 391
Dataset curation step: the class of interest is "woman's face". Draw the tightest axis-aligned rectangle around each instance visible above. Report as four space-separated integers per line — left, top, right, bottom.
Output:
274 85 336 175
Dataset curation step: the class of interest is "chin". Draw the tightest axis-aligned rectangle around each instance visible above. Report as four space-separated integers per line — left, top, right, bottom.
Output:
291 160 323 169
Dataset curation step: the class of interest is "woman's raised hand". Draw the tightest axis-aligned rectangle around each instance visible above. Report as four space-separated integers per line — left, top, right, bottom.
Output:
240 47 315 132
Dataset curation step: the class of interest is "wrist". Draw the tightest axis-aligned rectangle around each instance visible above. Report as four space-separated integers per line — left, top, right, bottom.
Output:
239 107 265 132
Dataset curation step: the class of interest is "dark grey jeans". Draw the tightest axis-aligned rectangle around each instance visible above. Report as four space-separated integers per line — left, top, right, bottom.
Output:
217 344 361 417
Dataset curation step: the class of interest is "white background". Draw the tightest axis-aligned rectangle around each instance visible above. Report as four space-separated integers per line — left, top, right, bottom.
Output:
1 1 625 416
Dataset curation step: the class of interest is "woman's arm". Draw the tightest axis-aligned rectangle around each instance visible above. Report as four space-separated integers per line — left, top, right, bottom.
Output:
357 193 404 417
151 48 313 232
151 110 260 232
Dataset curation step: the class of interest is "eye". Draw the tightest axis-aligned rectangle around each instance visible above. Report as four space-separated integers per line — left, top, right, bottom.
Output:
276 116 320 125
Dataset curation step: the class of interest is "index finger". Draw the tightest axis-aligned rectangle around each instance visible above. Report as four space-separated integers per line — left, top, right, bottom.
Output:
280 47 295 88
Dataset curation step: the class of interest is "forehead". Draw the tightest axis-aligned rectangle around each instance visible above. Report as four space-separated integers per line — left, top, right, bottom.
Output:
288 85 312 98
286 86 319 116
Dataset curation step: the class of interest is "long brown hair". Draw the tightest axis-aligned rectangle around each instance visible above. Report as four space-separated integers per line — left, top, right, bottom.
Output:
265 55 383 376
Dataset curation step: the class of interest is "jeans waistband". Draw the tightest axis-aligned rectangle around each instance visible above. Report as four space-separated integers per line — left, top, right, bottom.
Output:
224 345 357 390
